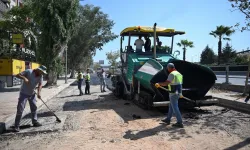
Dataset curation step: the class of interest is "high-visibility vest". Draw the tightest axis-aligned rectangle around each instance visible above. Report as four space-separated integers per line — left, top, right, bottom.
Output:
85 73 90 82
77 72 83 80
168 70 183 93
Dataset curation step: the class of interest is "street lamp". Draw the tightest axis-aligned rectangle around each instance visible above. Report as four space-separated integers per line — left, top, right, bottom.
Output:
110 66 115 75
65 45 68 83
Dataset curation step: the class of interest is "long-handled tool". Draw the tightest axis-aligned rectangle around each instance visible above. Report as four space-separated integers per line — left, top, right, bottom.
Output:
34 91 61 123
155 83 194 102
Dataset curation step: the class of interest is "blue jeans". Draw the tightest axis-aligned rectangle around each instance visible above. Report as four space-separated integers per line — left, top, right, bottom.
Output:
78 79 83 94
166 94 183 123
15 93 37 127
100 78 106 92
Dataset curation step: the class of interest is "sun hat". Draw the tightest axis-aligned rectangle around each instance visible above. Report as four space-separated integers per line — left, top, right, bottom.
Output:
37 65 47 74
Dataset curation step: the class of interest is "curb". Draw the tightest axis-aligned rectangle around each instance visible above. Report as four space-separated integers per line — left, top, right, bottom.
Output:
0 79 76 134
213 97 250 114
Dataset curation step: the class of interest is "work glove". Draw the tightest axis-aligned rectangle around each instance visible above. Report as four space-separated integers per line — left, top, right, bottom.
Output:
155 83 160 88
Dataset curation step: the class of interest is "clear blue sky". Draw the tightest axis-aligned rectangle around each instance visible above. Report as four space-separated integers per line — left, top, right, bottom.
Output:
80 0 250 64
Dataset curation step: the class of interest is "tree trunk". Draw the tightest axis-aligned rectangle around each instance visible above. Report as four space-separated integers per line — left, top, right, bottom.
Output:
45 66 57 87
218 38 222 65
183 47 186 61
70 69 75 78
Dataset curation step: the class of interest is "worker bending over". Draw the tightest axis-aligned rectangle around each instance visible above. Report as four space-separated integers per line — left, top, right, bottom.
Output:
14 65 47 132
77 71 84 96
155 63 184 128
84 69 91 95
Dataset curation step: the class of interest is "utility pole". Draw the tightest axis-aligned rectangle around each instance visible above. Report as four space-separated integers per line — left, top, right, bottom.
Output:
65 45 68 83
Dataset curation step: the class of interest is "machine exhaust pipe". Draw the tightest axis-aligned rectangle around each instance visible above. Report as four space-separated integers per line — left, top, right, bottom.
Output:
153 23 157 59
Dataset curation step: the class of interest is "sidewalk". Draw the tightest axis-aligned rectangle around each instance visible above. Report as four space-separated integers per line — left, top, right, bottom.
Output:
207 90 250 113
0 77 76 133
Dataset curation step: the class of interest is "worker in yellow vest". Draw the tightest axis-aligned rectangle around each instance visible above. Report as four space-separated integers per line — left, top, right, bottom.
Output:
84 68 91 95
77 71 83 96
155 63 183 128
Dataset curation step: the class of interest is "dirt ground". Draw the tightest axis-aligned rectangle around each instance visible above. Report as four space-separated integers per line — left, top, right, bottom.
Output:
0 85 250 150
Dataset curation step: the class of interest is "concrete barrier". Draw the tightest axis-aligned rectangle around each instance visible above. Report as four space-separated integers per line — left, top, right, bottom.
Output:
215 98 250 114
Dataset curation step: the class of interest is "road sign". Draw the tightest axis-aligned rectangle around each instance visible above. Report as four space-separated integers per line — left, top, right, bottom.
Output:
12 34 24 44
99 60 104 64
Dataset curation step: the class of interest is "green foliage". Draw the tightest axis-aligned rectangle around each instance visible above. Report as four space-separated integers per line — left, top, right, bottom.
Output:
229 0 250 32
55 57 64 76
25 0 79 85
176 39 194 61
106 50 120 68
209 25 235 65
93 63 101 71
235 55 249 64
151 45 170 53
67 4 118 71
0 5 37 57
200 45 217 64
221 43 237 64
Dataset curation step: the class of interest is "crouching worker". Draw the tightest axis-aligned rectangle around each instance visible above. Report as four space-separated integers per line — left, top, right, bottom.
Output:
155 63 184 128
84 68 91 95
14 65 47 132
77 71 83 96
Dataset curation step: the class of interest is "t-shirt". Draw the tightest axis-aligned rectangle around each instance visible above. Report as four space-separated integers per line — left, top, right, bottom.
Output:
19 69 43 96
167 73 174 83
134 39 144 50
99 71 106 79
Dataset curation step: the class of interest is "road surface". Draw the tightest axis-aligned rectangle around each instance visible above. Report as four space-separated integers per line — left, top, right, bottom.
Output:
0 81 250 149
216 75 247 85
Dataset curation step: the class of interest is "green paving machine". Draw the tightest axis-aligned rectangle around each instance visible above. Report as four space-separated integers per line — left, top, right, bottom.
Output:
110 23 217 109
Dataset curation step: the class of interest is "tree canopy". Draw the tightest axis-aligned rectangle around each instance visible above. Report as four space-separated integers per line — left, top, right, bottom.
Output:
106 50 120 68
221 43 237 64
229 0 250 32
176 39 194 61
200 45 217 65
67 4 118 75
209 25 235 65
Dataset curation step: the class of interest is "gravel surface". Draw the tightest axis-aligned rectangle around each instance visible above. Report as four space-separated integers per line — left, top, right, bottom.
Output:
0 80 250 150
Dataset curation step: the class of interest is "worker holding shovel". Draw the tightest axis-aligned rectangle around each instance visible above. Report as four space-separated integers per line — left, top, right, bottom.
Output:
14 65 47 132
155 63 184 128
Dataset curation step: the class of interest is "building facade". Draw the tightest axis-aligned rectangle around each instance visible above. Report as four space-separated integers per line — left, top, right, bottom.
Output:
0 0 23 19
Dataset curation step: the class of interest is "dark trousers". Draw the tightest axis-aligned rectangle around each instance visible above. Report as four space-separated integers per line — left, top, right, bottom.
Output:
78 79 83 95
15 93 37 127
85 81 90 94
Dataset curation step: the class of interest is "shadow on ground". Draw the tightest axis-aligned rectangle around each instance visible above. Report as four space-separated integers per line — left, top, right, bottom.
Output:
123 123 191 140
61 92 250 141
223 137 250 150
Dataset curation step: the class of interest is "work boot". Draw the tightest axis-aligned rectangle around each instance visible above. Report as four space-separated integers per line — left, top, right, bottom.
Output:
33 121 42 127
161 119 170 125
13 127 20 132
172 122 184 128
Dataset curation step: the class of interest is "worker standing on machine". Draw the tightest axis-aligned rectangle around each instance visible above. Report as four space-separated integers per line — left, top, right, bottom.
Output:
84 68 91 95
77 71 84 96
155 63 184 128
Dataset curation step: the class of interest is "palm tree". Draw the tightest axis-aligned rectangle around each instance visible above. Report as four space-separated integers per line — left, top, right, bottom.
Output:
177 39 194 61
209 25 235 65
